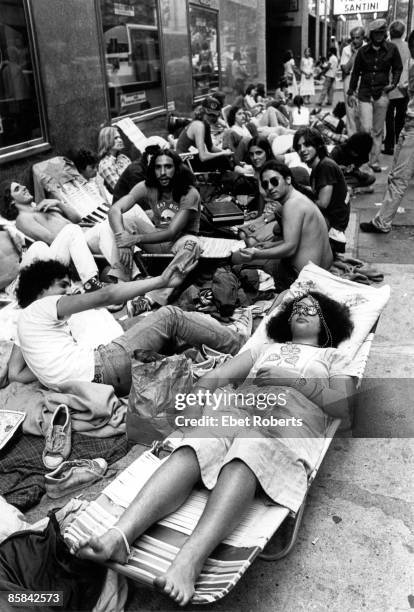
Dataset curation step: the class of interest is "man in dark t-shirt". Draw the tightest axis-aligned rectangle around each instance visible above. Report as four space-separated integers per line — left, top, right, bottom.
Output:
294 127 350 254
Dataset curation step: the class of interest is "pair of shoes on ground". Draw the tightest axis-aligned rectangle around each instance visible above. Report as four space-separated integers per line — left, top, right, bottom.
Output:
43 404 72 470
45 458 108 498
359 221 389 234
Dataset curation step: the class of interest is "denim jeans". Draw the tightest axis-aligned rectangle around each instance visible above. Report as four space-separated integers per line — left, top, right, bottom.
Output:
373 119 414 231
318 76 335 106
359 94 389 166
94 306 245 395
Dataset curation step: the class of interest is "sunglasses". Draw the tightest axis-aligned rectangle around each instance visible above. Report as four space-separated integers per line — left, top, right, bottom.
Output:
291 302 319 317
261 176 280 191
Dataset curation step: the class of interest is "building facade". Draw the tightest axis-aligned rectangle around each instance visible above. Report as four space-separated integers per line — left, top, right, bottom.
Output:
0 0 266 182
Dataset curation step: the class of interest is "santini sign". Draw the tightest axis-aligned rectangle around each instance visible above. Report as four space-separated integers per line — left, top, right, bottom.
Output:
333 0 388 13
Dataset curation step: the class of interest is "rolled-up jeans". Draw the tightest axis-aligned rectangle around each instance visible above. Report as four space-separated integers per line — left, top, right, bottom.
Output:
93 305 245 396
372 118 414 232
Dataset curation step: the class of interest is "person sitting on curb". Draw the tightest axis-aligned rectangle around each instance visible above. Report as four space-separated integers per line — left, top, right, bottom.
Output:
8 258 246 395
106 149 201 313
360 30 414 234
293 127 350 255
232 161 333 290
0 180 103 292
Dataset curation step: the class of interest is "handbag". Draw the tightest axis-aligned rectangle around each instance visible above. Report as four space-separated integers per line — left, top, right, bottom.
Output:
127 352 193 445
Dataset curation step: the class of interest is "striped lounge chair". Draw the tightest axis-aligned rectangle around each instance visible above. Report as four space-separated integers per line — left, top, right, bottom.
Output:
64 263 390 604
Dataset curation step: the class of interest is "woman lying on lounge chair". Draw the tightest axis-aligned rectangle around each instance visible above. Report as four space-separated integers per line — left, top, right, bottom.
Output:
75 291 355 606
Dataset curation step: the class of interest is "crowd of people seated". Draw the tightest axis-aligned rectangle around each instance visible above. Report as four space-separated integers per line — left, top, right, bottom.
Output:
0 65 390 607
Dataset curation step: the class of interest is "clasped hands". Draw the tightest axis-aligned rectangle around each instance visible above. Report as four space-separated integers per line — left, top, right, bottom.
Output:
254 365 301 388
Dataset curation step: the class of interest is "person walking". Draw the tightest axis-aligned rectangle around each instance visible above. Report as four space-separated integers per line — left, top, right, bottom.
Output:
347 20 403 173
340 26 365 136
317 46 338 108
382 20 410 156
360 31 414 233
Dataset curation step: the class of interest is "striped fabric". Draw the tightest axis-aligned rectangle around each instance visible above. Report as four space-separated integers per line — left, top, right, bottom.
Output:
58 181 111 224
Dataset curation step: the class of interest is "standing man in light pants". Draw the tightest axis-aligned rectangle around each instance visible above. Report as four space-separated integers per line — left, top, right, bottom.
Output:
347 20 403 173
340 26 364 136
360 31 414 234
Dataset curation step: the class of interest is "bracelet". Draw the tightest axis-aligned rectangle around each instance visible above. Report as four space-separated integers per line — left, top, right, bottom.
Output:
109 526 131 557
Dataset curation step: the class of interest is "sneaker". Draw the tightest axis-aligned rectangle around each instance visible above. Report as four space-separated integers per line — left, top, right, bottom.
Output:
368 164 382 173
127 296 153 318
42 404 72 470
45 458 108 499
83 276 103 292
359 221 388 234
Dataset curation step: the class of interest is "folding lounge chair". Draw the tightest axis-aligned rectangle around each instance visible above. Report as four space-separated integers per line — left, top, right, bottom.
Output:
64 266 390 604
32 157 111 226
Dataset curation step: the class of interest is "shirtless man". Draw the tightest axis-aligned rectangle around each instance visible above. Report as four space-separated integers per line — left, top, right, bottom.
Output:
0 180 102 291
235 160 332 287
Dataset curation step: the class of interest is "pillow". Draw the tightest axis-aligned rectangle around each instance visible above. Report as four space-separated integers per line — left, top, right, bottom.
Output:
241 262 390 361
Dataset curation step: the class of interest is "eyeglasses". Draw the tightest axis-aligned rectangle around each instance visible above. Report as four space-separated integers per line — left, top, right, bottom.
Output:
261 176 280 190
291 302 319 317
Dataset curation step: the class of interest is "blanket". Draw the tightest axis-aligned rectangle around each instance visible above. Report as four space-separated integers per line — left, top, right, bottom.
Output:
0 431 129 510
0 381 127 438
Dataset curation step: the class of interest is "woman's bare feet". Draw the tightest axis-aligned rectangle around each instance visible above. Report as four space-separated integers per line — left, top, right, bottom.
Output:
154 552 201 606
75 528 130 564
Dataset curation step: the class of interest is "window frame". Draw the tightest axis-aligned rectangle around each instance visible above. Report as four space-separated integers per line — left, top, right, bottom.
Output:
188 2 221 103
0 0 50 164
97 0 167 123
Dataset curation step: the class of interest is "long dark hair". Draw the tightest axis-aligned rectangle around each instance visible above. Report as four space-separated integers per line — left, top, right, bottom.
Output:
266 291 353 348
293 127 328 160
0 180 19 221
247 136 274 163
145 149 195 201
227 105 244 127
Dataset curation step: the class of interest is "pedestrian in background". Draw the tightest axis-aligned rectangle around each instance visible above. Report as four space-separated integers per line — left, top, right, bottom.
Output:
347 19 403 173
340 26 365 136
382 20 410 156
283 50 298 100
317 46 338 108
300 48 315 104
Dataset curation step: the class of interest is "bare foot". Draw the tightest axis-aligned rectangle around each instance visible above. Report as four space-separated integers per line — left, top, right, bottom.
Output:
75 528 129 564
154 557 198 606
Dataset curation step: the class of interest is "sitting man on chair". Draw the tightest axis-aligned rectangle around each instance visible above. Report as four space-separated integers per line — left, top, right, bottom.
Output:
106 149 201 314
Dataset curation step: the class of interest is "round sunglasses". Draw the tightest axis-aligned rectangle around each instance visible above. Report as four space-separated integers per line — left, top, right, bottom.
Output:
261 176 280 191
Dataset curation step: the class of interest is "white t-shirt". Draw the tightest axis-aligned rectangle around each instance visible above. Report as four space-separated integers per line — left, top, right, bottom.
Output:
17 295 96 390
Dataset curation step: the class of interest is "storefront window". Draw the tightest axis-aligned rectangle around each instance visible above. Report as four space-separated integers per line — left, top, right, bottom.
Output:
189 4 219 98
220 1 259 96
100 0 165 118
0 0 45 155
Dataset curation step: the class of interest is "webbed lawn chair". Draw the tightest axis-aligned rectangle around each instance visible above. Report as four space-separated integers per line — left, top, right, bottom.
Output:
64 265 390 604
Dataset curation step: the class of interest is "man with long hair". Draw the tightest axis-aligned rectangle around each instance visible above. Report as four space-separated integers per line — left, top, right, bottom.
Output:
294 127 350 255
107 149 201 311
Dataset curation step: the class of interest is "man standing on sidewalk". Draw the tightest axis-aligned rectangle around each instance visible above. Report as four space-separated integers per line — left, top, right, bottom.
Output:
382 20 410 156
340 26 365 136
347 20 403 173
360 30 414 234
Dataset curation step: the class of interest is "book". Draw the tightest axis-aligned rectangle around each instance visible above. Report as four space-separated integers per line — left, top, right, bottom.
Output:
203 199 244 226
